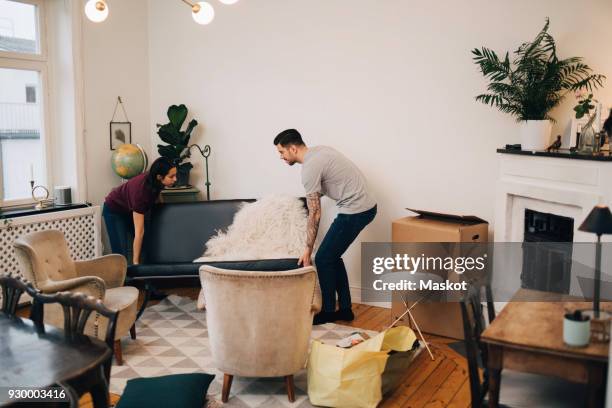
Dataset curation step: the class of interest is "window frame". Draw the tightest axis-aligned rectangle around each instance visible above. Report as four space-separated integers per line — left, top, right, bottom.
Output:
0 0 47 62
0 0 52 207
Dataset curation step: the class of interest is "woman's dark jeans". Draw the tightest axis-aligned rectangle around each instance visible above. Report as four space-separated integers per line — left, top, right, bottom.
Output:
102 204 134 262
314 205 377 312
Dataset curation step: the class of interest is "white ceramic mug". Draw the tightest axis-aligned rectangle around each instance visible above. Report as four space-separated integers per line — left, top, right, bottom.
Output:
563 313 590 347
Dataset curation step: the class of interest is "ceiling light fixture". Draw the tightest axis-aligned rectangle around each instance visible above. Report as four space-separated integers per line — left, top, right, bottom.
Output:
84 0 233 25
84 0 109 23
181 0 215 25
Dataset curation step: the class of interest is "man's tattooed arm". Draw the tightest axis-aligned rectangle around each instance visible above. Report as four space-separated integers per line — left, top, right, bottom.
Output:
298 192 322 266
306 192 322 251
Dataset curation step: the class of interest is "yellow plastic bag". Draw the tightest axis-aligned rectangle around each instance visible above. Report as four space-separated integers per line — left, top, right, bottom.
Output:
307 326 417 408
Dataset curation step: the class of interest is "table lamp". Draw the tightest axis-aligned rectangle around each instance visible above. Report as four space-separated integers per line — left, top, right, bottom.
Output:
578 205 612 317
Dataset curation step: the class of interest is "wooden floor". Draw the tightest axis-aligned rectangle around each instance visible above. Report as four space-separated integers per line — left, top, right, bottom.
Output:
349 303 471 408
76 286 470 408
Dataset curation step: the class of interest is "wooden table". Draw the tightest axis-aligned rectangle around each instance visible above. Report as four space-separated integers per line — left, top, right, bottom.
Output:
0 315 112 407
481 289 609 408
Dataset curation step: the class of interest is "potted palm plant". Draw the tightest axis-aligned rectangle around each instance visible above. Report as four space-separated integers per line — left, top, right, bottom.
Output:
156 104 198 186
472 18 605 151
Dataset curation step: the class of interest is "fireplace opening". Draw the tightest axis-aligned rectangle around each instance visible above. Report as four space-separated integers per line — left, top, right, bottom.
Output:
521 209 574 294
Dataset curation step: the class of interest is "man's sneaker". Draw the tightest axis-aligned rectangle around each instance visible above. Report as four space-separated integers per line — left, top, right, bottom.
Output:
313 311 337 325
335 308 355 322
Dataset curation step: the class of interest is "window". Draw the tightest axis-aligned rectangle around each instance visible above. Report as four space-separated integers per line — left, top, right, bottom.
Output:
0 0 48 205
0 17 13 36
25 84 35 102
0 0 39 55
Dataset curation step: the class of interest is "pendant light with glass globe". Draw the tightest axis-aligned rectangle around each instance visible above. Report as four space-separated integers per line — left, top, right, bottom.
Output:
182 0 215 25
84 0 108 23
84 0 238 25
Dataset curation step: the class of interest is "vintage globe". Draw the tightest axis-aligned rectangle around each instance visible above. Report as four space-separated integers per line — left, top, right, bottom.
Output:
111 143 148 179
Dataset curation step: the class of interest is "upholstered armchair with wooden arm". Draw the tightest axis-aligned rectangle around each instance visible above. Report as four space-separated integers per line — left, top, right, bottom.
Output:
199 265 321 403
14 229 139 365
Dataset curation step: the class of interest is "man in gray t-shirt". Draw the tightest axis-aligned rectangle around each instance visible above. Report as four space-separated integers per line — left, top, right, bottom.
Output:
274 129 377 325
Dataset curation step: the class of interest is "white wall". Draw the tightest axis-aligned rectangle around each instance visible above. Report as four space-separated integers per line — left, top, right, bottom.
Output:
146 0 612 296
149 0 612 296
82 0 151 205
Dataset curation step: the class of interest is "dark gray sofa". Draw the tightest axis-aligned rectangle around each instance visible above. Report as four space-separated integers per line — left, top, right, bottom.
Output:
126 199 304 317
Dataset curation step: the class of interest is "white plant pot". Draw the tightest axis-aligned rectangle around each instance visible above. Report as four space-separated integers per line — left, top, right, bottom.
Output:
519 120 552 151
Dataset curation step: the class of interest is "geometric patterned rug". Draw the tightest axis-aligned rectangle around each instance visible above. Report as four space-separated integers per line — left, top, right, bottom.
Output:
110 295 380 407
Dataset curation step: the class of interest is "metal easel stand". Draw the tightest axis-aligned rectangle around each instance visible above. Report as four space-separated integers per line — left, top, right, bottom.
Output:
388 294 435 361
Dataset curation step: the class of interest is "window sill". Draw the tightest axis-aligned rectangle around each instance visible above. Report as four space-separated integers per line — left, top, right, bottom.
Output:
0 203 89 219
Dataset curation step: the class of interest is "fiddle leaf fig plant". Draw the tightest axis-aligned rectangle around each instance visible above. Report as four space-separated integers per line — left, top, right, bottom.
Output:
472 18 606 122
156 104 198 185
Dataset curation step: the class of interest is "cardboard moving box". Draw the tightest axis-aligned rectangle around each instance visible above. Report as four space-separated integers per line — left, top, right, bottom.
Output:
391 209 489 340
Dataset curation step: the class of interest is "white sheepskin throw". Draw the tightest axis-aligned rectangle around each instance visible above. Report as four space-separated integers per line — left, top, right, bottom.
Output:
195 195 307 309
194 195 307 263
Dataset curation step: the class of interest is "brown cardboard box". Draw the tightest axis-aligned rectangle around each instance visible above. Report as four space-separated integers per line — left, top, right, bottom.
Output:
391 209 489 339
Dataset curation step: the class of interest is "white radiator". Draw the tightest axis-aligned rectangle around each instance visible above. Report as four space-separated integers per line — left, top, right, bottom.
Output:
0 206 102 279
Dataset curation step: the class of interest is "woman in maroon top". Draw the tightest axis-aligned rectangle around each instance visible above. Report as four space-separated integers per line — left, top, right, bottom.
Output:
103 158 177 264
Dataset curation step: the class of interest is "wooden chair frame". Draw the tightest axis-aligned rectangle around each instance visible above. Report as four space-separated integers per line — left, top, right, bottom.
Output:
0 272 40 318
460 284 496 408
1 273 119 408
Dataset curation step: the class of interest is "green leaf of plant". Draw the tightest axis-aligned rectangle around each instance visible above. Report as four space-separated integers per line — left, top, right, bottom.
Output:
157 144 179 160
167 104 188 130
472 17 605 121
175 144 187 158
182 119 198 145
157 123 182 145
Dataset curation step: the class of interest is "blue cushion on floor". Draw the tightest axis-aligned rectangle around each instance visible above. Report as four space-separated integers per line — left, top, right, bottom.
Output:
115 373 215 408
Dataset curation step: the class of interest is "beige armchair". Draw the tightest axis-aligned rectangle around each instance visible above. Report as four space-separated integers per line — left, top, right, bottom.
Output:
14 229 139 365
199 265 321 403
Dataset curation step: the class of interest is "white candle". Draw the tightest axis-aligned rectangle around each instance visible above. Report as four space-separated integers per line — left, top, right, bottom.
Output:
30 164 33 181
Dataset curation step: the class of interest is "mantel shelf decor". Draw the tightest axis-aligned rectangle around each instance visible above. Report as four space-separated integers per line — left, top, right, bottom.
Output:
473 18 606 152
496 148 612 161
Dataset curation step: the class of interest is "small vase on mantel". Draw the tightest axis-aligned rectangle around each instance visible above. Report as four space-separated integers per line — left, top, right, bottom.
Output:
578 112 597 154
520 120 552 151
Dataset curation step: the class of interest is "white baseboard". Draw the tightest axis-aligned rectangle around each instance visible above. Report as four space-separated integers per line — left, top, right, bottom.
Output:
350 285 391 308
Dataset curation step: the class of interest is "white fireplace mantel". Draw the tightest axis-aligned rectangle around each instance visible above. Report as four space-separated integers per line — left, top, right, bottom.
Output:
493 151 612 300
494 151 612 243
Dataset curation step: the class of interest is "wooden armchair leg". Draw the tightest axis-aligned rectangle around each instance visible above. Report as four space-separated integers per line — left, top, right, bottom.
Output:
130 324 136 340
114 340 123 366
285 375 295 403
222 374 233 403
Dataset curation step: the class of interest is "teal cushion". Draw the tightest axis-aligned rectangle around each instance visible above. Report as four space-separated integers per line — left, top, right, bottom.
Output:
116 373 215 408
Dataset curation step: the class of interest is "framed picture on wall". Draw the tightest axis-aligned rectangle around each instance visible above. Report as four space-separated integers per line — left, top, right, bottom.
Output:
110 121 132 150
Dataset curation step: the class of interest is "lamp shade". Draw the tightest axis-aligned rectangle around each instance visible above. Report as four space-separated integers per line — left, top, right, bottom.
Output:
192 2 214 25
84 0 108 23
578 205 612 235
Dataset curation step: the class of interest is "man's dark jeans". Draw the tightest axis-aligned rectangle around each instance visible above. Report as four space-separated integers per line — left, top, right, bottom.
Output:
315 205 377 312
